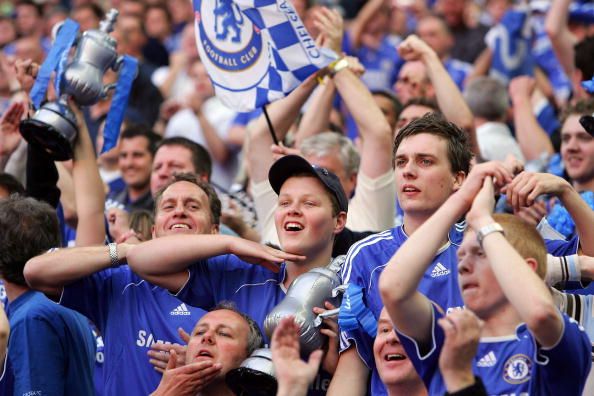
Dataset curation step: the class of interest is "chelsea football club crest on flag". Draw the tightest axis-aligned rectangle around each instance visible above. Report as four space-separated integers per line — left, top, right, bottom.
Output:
193 0 336 111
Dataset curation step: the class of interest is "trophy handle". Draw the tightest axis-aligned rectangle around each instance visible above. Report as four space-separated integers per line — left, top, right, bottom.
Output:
101 83 117 99
112 56 124 73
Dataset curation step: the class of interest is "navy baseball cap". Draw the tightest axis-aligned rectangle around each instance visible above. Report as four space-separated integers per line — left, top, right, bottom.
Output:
268 155 348 213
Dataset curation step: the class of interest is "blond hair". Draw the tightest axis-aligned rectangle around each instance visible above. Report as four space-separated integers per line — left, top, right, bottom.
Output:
492 214 547 279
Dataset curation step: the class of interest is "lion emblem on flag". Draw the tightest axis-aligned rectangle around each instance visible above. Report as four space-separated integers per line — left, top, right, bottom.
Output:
214 0 244 43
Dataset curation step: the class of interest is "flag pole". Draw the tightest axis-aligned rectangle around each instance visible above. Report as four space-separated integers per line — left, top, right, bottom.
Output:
262 104 279 146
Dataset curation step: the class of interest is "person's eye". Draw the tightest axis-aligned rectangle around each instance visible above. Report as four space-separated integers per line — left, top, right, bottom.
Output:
304 201 316 207
218 331 231 337
395 159 406 167
279 200 290 207
420 159 432 166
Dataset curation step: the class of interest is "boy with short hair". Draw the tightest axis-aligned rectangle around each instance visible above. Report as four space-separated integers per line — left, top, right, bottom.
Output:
379 176 591 394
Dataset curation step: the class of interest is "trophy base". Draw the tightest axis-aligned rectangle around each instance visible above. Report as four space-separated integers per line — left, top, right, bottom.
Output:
20 118 74 161
226 367 278 396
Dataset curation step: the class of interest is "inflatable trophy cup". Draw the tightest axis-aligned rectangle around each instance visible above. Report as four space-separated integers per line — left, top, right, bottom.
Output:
225 256 347 396
20 9 135 160
264 255 347 358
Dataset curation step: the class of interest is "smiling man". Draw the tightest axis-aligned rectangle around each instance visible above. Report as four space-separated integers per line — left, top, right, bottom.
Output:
560 99 594 193
373 308 426 396
22 173 224 396
108 126 162 212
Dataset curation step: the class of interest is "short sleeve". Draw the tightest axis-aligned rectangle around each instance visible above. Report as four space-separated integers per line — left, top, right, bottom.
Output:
10 316 66 395
545 236 579 256
396 303 445 390
534 313 592 395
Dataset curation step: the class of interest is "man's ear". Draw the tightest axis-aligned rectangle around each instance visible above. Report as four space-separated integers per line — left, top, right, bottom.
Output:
525 257 539 274
334 212 347 235
151 224 156 239
211 224 220 235
453 171 466 192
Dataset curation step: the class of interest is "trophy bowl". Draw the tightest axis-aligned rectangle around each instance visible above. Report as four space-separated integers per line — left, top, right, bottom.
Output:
225 348 277 396
19 101 78 161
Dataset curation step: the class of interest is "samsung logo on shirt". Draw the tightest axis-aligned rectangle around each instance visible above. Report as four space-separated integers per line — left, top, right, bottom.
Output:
136 330 176 348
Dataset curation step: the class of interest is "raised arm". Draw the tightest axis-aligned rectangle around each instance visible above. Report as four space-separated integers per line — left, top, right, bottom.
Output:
332 57 393 178
126 234 303 291
379 162 512 342
349 0 387 50
23 243 132 297
71 103 106 246
294 7 343 146
247 76 318 183
327 347 369 396
378 194 462 343
273 316 323 396
508 77 554 161
0 102 25 172
545 0 576 79
398 35 478 154
466 178 563 348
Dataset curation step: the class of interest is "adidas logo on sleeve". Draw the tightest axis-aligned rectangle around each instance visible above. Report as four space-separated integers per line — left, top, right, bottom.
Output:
170 303 191 316
430 262 451 278
477 351 497 367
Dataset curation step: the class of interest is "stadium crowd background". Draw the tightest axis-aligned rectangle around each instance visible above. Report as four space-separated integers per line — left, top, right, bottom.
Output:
0 0 594 395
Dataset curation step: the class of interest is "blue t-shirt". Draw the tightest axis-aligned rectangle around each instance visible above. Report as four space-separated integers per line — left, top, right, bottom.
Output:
444 58 473 90
6 290 96 395
340 225 581 395
339 225 466 395
60 265 206 396
176 256 332 395
398 304 591 395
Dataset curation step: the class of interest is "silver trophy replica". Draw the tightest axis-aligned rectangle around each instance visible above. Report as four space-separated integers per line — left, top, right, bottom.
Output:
224 257 347 396
20 9 130 160
264 255 347 358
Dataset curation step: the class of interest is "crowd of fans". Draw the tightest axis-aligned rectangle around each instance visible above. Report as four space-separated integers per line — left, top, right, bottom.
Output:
0 0 594 395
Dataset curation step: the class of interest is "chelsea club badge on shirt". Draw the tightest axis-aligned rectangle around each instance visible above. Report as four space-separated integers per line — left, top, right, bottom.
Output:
503 354 532 384
194 0 268 92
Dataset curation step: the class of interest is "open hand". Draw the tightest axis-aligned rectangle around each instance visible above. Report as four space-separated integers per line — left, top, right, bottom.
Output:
272 316 323 396
0 102 25 157
150 349 222 396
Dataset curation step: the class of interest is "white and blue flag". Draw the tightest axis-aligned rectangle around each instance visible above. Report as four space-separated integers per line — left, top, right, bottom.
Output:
485 7 534 85
192 0 336 111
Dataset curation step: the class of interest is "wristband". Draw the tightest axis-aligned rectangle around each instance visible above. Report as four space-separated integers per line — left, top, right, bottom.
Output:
328 57 349 76
445 376 487 396
108 243 119 268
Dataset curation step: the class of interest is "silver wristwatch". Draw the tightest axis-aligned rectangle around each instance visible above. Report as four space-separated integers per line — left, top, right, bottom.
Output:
476 223 505 248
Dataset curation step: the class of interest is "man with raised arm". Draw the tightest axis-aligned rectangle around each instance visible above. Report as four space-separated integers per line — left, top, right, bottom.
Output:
379 175 591 394
23 174 226 396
